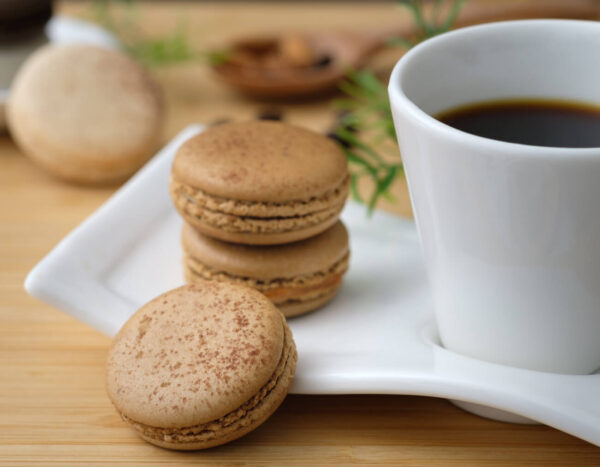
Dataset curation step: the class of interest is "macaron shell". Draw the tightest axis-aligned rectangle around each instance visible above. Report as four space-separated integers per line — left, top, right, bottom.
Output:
106 283 284 428
183 210 342 245
7 44 163 184
131 319 297 450
278 286 341 318
181 221 349 280
184 255 348 318
171 121 348 202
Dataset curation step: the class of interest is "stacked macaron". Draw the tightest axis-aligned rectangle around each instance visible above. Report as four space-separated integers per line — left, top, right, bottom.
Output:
169 120 350 317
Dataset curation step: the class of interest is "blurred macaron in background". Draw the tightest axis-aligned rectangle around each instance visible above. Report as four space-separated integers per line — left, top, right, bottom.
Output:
0 0 119 130
0 0 160 186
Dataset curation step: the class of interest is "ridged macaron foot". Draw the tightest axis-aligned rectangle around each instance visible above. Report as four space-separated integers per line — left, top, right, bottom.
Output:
169 121 349 245
7 44 164 185
106 283 297 450
182 220 350 317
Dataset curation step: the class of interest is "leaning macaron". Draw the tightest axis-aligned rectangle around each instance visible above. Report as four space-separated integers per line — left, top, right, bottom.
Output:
183 220 350 317
106 282 297 450
7 44 164 184
169 121 349 245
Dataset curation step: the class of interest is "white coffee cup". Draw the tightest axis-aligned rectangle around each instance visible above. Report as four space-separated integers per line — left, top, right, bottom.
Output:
388 20 600 375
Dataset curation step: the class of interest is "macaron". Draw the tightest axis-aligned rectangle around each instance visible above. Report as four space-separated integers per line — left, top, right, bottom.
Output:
106 282 297 450
182 220 350 317
7 44 164 184
169 121 349 245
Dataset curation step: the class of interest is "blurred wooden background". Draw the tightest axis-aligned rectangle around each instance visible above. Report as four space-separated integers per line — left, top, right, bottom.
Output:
1 1 600 464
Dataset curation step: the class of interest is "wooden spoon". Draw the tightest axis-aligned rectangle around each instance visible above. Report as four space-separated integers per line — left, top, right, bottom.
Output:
212 0 599 99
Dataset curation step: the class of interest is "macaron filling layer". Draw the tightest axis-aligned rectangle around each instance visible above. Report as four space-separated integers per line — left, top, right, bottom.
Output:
185 252 350 306
120 320 296 446
171 174 350 218
170 175 350 235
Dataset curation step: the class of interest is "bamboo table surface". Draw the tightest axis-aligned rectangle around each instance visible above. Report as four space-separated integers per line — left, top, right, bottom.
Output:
2 1 600 465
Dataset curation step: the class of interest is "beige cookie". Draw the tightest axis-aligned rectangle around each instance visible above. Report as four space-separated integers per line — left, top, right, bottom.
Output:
106 282 297 450
169 120 349 245
7 44 164 184
183 220 350 317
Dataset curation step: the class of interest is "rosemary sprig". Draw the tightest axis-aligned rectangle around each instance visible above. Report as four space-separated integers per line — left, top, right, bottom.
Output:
334 71 402 213
91 0 225 67
335 0 464 214
391 0 465 47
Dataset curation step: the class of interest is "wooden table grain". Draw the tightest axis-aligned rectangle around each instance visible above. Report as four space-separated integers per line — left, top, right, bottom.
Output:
1 1 600 464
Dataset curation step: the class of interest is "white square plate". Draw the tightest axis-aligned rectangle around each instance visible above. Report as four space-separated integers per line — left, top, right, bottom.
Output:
25 125 600 447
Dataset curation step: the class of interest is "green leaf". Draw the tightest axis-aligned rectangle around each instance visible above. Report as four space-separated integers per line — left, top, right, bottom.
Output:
350 174 363 203
386 37 414 48
343 149 378 177
90 0 198 68
351 70 386 94
441 0 465 33
432 0 444 25
398 0 430 37
337 128 385 164
381 190 397 202
368 165 399 212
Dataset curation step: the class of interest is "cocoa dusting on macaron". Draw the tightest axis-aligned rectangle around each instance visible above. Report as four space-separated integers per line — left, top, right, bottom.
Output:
169 120 349 245
106 282 297 450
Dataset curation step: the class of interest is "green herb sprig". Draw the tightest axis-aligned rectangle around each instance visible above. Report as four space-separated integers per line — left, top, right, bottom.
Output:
389 0 465 48
91 0 225 67
335 0 464 213
334 71 401 212
91 0 463 214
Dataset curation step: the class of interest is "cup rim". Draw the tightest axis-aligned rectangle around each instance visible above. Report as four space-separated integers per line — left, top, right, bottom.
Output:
388 19 600 158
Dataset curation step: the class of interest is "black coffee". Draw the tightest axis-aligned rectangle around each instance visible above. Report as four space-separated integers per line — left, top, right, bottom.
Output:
436 99 600 148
